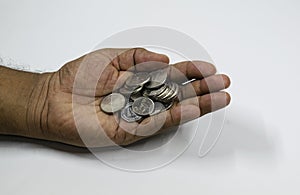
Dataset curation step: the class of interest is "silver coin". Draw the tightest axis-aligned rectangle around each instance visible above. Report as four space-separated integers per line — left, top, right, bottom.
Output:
121 85 143 95
160 83 174 101
166 82 179 101
121 104 142 123
125 72 150 87
150 102 165 116
100 93 126 114
161 83 178 101
143 85 167 97
119 87 133 96
132 97 155 116
144 84 167 97
156 85 172 100
145 68 168 89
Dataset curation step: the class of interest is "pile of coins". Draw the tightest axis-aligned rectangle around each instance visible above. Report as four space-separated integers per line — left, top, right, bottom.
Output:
100 68 179 123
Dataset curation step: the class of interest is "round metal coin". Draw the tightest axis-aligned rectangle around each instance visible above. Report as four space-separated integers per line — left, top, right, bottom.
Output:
145 68 168 89
125 72 150 87
100 93 126 114
144 84 167 97
156 85 171 100
121 104 142 123
132 97 155 116
119 87 133 96
160 83 176 101
166 82 179 101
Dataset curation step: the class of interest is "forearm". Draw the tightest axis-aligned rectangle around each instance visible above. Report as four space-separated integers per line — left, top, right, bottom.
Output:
0 66 47 137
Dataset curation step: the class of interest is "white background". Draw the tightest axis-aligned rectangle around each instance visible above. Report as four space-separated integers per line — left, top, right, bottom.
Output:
1 0 300 194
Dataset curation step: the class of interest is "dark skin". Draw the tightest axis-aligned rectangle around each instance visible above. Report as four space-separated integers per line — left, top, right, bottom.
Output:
0 48 231 147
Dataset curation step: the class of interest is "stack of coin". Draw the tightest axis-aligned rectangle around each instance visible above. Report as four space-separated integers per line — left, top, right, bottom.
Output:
100 68 179 123
143 82 179 103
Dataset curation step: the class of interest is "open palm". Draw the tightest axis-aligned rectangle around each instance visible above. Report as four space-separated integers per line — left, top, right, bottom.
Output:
41 48 230 147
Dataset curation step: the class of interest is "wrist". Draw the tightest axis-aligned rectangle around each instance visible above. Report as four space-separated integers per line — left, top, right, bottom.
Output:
26 72 54 139
0 66 53 138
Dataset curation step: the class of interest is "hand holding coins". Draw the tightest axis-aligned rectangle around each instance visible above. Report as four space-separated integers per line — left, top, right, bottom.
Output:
18 46 230 148
100 68 179 122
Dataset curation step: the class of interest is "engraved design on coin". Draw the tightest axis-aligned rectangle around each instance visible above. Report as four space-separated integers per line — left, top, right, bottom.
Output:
132 97 155 116
121 103 142 122
100 93 126 114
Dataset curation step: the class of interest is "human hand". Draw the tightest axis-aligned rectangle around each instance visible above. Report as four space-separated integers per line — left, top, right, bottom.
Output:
26 48 231 147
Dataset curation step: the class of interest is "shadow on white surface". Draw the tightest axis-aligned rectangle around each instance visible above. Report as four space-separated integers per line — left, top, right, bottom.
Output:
0 135 91 152
0 128 177 152
196 105 279 166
